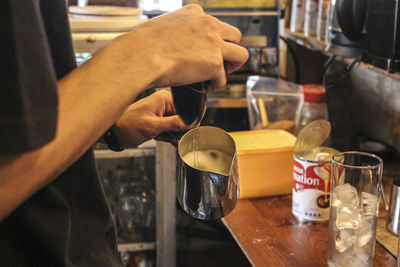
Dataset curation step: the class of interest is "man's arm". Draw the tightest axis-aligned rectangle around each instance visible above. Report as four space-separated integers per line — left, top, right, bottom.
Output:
0 4 248 220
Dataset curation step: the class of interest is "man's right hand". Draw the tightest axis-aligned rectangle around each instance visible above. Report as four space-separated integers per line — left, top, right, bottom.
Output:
104 4 249 92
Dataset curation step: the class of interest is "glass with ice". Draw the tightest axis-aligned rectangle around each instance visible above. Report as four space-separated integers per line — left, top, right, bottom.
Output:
328 152 383 267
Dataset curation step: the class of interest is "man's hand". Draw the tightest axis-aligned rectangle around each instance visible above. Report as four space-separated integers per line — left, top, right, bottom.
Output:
108 4 249 92
113 90 191 148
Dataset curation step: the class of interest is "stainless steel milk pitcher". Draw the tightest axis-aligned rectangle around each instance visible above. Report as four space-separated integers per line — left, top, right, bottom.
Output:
177 126 239 220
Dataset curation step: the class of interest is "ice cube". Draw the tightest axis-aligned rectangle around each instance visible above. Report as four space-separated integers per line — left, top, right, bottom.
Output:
352 246 372 266
330 248 356 267
331 198 342 208
335 229 355 253
332 184 359 208
356 231 373 248
356 229 373 248
356 216 375 247
327 260 336 267
353 241 368 254
360 192 379 217
336 205 360 230
352 253 370 267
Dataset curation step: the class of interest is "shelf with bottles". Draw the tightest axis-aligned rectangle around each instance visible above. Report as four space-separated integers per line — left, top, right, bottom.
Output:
283 29 327 54
283 29 400 81
284 28 400 76
283 29 357 66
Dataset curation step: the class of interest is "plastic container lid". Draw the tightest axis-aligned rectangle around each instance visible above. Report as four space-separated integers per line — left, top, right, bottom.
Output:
303 84 325 103
230 129 296 154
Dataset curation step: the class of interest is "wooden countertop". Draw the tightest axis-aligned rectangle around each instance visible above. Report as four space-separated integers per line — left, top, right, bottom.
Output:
222 195 396 266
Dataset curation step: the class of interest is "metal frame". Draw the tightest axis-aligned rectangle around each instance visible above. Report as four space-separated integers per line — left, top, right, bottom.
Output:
94 148 155 159
94 141 177 266
156 142 177 267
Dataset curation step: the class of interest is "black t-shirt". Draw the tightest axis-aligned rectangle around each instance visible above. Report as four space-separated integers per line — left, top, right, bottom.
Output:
0 1 122 266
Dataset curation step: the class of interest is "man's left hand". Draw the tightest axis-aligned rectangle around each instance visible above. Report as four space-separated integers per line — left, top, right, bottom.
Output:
113 90 191 148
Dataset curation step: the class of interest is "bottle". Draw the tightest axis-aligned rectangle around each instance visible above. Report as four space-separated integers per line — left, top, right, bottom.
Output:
297 84 328 134
316 0 331 41
304 0 319 37
290 0 306 33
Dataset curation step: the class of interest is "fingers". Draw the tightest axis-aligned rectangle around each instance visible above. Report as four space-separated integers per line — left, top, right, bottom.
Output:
208 41 248 90
200 15 242 44
218 21 242 44
154 115 190 146
181 3 204 13
147 4 247 91
221 42 249 74
205 17 247 88
152 89 177 115
157 115 191 133
155 133 179 147
209 68 227 91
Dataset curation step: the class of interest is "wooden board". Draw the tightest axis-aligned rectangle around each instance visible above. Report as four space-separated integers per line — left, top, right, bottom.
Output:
222 195 396 267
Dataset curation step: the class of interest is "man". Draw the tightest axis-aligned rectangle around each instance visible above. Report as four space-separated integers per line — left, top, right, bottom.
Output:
0 0 248 265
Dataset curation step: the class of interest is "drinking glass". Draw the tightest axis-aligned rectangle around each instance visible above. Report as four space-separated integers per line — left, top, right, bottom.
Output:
116 167 156 242
328 151 383 267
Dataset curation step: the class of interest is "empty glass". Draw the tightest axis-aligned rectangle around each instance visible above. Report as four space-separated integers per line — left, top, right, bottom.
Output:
328 151 383 267
116 167 155 242
96 158 156 243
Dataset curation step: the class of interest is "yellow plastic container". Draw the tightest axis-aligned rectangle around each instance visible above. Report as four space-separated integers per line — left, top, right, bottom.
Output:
229 129 296 199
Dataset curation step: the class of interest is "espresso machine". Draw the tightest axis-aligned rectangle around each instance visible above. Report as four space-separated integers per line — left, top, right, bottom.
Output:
362 0 400 73
326 0 400 73
325 0 367 57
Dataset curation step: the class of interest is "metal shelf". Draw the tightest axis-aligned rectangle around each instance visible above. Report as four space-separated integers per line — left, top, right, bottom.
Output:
94 147 155 159
94 141 177 266
283 29 327 53
94 140 156 159
118 242 156 252
283 28 400 78
282 29 356 65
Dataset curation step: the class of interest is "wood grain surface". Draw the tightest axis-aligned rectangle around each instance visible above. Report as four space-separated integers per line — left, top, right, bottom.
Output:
222 195 396 267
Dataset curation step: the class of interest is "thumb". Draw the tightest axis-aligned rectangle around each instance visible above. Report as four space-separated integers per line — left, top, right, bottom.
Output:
157 115 191 133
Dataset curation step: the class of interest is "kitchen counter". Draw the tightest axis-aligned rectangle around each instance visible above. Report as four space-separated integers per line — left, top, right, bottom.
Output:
222 195 396 266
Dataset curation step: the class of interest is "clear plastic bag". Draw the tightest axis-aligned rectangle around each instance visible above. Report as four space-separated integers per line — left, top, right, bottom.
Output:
246 76 304 134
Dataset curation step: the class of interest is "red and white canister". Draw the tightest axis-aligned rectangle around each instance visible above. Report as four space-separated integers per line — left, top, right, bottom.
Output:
291 120 339 223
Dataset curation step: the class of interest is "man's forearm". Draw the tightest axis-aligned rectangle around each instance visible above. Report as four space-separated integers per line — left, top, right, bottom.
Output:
0 40 158 221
